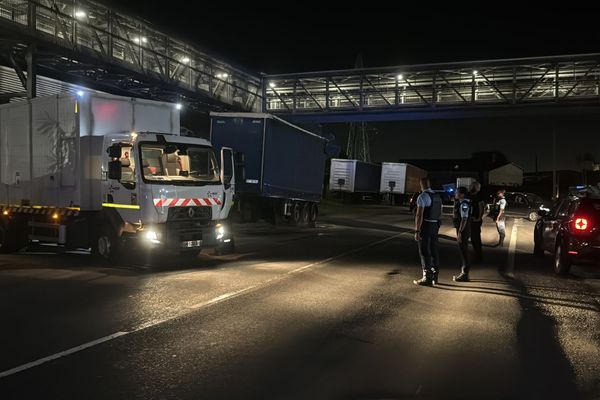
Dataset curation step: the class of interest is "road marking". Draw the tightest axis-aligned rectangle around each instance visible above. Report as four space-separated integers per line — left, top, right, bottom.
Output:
0 232 406 379
0 331 128 379
505 219 520 278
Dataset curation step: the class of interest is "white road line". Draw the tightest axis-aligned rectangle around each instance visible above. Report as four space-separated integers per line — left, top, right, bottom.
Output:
0 232 406 379
505 219 520 278
0 331 128 379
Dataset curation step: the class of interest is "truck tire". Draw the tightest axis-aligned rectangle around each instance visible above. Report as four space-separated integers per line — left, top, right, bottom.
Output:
92 224 124 263
300 202 310 225
215 238 235 256
0 220 27 253
308 203 318 227
288 202 301 226
528 211 539 222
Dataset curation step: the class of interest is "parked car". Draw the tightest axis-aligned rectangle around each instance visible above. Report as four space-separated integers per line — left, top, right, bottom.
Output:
533 194 600 274
491 192 550 221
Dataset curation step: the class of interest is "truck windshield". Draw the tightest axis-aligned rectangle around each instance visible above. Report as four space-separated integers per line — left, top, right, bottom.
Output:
140 143 220 184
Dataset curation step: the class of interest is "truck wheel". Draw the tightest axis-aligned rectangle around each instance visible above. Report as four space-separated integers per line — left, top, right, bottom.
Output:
554 241 572 275
300 203 310 225
92 225 123 262
215 238 235 256
289 202 301 226
308 203 318 227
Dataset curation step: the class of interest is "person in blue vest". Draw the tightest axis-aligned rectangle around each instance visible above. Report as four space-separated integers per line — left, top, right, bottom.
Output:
413 177 443 286
453 186 472 282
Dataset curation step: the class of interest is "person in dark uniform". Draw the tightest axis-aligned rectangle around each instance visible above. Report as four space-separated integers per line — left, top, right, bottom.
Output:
453 186 472 282
468 181 485 263
413 177 443 286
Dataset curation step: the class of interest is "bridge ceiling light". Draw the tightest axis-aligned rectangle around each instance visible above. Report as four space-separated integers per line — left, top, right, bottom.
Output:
216 73 228 79
473 70 478 76
74 10 87 19
269 82 276 88
397 74 403 80
133 37 148 44
175 103 183 110
181 57 191 64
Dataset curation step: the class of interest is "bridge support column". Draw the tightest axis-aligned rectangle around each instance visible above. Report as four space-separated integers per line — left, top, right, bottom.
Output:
26 44 36 99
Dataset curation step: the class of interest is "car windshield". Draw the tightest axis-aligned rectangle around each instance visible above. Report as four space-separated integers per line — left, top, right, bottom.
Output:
140 143 220 184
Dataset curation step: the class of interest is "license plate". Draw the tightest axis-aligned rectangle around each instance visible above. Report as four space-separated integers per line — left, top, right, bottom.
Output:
181 240 202 248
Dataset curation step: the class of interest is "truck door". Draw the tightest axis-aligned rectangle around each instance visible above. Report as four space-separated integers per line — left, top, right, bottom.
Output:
103 141 140 221
220 147 235 219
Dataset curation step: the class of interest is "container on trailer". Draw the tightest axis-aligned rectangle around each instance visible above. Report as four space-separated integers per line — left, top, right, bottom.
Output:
379 162 427 194
329 159 381 194
210 112 327 226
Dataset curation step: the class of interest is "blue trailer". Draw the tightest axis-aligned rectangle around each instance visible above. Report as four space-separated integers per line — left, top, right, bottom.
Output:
210 113 328 225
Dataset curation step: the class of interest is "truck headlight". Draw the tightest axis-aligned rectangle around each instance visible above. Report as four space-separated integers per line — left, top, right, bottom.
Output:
145 230 161 244
216 224 226 240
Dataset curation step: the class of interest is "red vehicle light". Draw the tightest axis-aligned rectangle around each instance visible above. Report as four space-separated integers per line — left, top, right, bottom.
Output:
573 217 589 232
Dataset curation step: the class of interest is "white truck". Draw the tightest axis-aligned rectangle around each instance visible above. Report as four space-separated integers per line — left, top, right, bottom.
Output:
0 93 235 260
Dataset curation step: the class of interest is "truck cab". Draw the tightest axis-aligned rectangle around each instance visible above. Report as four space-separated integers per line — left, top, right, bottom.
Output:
98 132 235 260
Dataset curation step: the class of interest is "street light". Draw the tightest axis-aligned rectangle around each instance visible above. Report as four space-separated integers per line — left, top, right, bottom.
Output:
473 70 478 76
397 74 403 80
180 57 191 64
133 37 147 44
175 103 183 110
74 10 87 19
76 90 84 97
269 82 276 88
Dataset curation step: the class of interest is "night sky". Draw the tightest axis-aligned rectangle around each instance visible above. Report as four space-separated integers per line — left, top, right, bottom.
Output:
106 1 600 172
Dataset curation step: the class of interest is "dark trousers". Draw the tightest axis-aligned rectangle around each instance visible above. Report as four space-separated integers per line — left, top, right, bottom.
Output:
457 227 471 274
418 221 440 278
470 220 483 261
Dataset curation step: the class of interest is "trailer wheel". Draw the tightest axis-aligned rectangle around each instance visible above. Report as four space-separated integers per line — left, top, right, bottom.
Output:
308 203 318 227
92 225 123 263
300 202 310 225
289 202 301 226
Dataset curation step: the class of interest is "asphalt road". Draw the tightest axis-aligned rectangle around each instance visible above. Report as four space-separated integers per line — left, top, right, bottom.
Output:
0 204 599 400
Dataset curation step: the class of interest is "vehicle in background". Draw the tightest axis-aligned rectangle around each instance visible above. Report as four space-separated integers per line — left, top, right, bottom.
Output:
329 159 381 202
379 163 427 206
456 177 476 190
504 192 550 221
0 93 235 260
210 113 328 226
534 193 600 275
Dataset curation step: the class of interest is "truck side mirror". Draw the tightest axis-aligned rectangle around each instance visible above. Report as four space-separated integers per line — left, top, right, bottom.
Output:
108 160 122 180
107 144 122 158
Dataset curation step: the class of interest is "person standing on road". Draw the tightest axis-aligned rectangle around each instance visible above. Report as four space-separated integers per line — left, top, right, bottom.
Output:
494 190 507 247
413 178 443 286
468 181 485 263
453 187 472 282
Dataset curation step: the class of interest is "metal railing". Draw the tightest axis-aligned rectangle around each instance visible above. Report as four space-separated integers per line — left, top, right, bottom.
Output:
263 54 600 115
0 0 262 110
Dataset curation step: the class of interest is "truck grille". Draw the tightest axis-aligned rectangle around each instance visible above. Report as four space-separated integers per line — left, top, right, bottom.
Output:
167 206 212 221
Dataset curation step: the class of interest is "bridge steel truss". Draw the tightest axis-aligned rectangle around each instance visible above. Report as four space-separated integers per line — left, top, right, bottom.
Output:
263 54 600 122
0 0 262 111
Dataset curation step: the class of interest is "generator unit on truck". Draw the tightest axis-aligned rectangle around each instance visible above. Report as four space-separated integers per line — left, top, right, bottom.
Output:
210 112 328 226
329 159 381 202
0 93 235 260
379 162 427 205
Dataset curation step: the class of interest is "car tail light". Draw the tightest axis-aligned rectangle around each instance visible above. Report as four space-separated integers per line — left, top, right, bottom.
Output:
572 217 590 232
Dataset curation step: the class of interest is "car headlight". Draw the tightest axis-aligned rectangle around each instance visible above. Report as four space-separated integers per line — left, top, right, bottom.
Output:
216 224 226 240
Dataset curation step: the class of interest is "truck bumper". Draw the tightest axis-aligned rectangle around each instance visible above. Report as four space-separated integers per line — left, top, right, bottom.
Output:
134 222 232 251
